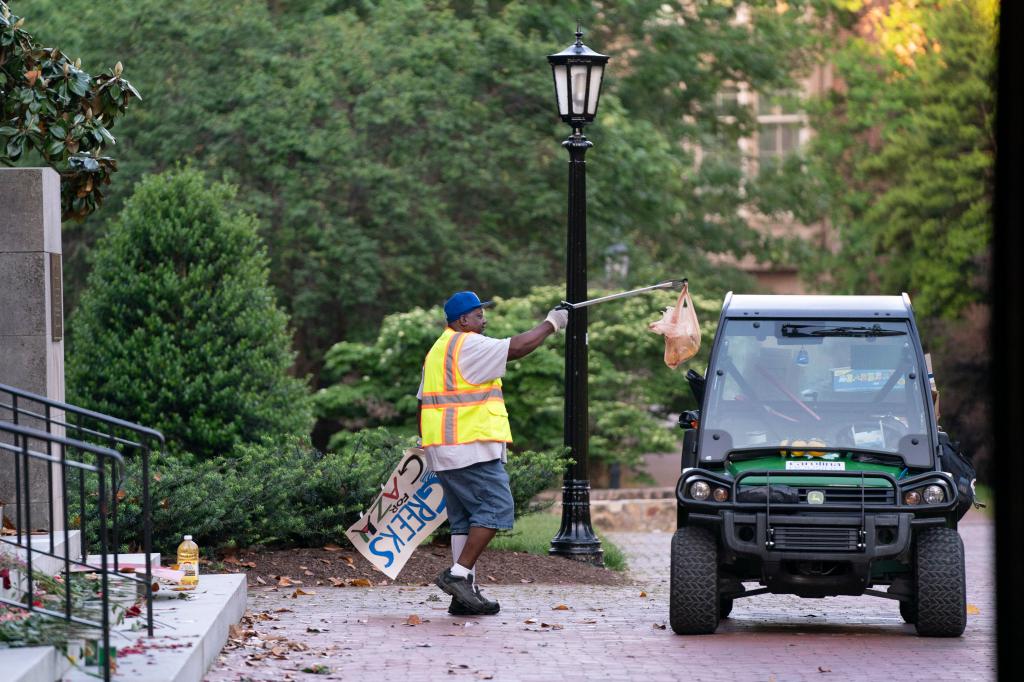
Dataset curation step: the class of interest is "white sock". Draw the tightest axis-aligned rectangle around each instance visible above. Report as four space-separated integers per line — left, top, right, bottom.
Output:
451 535 474 580
450 562 471 579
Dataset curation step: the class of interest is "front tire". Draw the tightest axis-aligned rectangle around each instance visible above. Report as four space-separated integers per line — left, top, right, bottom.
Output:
914 527 966 637
669 526 719 634
899 598 917 624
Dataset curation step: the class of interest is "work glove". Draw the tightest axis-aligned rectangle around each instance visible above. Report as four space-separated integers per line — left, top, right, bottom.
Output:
544 307 569 333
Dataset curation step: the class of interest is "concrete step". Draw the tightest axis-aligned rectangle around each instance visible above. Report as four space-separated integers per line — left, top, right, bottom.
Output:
0 574 246 682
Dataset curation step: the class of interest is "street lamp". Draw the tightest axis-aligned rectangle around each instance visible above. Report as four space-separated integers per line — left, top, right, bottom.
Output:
547 26 609 565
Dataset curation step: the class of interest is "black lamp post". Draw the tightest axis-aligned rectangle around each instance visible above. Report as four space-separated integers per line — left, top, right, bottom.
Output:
547 26 609 565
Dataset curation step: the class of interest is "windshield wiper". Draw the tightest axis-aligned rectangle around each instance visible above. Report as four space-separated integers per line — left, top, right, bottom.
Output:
781 324 906 338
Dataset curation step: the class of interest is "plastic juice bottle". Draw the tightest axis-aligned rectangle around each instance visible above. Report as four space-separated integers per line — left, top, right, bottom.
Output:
177 535 199 586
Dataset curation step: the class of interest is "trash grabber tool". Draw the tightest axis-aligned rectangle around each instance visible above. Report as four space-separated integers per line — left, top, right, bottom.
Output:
556 278 687 311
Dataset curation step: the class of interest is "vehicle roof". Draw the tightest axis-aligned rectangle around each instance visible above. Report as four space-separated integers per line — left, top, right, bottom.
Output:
723 294 912 319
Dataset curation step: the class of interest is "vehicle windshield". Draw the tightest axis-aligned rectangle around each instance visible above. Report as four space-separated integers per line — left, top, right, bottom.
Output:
701 319 931 460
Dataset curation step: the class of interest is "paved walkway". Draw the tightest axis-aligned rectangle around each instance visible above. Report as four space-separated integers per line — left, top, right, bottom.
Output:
205 511 995 681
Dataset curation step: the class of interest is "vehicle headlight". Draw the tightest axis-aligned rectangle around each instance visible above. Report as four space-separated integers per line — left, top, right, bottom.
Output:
923 485 945 504
903 490 922 505
712 486 730 502
690 481 711 500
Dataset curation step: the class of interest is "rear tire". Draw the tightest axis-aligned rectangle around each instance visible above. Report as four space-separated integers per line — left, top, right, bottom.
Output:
669 526 719 634
914 527 966 637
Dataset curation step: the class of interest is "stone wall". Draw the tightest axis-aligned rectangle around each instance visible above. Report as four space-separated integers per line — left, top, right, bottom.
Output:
0 167 65 529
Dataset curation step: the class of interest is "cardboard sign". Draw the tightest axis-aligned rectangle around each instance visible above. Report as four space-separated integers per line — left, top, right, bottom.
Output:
345 448 447 579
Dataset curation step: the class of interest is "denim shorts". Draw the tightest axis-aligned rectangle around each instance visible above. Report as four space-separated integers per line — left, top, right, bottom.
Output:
435 459 515 534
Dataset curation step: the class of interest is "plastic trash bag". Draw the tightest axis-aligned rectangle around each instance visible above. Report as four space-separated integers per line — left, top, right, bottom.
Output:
648 282 701 369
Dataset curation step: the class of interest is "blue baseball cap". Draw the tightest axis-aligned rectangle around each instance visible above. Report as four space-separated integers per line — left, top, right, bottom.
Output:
444 291 493 322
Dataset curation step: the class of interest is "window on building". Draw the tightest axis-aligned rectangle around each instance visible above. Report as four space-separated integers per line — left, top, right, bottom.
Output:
715 85 740 114
756 89 805 174
757 122 802 171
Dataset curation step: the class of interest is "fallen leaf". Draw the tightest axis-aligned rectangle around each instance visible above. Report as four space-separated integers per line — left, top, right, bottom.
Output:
967 604 980 615
349 578 372 587
639 591 648 598
291 588 316 597
406 615 422 626
520 578 534 584
652 622 667 630
552 604 570 611
273 608 293 613
324 544 343 552
255 576 267 585
304 570 315 577
301 664 331 675
818 667 831 673
524 618 537 624
486 575 498 582
329 577 346 587
277 576 297 587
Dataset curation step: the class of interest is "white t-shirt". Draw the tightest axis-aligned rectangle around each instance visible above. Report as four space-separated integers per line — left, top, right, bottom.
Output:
417 332 511 471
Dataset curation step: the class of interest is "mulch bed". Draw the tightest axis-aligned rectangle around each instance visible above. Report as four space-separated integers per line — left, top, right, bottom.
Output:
205 537 630 589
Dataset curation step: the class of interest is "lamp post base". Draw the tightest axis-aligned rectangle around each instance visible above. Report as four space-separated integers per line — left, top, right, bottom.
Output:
549 479 604 566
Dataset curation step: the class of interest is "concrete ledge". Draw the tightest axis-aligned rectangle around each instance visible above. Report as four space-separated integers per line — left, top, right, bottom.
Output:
64 574 247 682
544 496 677 533
537 486 675 502
0 646 58 682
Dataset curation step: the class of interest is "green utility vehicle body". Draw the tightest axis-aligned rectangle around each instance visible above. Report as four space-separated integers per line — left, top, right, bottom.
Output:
670 293 967 637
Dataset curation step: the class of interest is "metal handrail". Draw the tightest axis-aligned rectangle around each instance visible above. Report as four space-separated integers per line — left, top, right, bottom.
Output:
1 384 162 681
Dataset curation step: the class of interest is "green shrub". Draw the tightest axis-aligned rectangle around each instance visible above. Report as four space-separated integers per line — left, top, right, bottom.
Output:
67 167 312 459
316 285 721 472
109 428 569 554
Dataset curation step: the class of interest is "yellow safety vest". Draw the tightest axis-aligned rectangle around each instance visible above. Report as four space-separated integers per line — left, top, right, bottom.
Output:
420 328 513 448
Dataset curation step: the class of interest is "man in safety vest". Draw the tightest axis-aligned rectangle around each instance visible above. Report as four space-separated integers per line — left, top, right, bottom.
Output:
419 290 568 615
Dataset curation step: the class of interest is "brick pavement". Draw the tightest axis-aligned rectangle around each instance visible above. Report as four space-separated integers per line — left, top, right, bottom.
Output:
205 510 995 682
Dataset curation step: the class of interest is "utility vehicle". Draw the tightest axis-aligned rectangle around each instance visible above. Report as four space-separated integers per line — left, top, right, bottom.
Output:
671 294 966 637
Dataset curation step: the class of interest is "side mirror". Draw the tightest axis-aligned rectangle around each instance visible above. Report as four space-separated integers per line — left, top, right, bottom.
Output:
678 409 700 430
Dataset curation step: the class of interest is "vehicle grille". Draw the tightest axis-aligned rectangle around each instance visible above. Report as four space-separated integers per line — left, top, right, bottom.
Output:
772 526 861 552
797 487 895 505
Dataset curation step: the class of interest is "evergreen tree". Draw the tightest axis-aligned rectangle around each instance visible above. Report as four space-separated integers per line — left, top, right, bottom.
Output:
67 167 312 459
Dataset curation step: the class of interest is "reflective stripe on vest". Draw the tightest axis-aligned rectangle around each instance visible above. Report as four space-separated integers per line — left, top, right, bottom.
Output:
420 328 512 447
